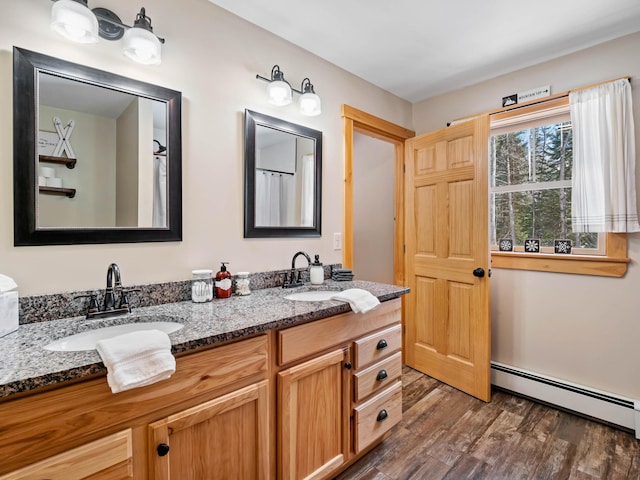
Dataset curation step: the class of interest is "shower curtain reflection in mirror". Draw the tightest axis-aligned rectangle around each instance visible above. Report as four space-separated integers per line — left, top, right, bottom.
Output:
255 154 315 227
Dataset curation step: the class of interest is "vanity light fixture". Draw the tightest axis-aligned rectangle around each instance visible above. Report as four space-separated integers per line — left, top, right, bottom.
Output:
49 0 165 65
50 0 99 44
256 65 322 116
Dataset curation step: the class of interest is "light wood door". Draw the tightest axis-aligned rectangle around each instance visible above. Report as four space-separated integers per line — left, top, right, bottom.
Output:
404 117 491 402
0 430 133 480
148 381 269 480
278 348 350 480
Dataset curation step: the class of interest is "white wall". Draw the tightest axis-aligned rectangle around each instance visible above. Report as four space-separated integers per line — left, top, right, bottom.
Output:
0 0 412 296
412 32 640 400
353 133 395 284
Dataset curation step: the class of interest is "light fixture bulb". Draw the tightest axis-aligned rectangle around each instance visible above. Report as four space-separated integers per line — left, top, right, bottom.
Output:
299 92 321 116
267 80 293 106
122 8 162 65
299 79 321 116
50 0 99 44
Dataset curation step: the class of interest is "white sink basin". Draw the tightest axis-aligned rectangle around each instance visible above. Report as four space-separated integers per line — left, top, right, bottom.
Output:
44 321 184 352
284 290 338 302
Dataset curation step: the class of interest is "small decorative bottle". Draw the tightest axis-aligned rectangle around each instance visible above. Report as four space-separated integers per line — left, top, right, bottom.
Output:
235 272 251 296
215 262 232 299
191 269 213 303
310 254 324 285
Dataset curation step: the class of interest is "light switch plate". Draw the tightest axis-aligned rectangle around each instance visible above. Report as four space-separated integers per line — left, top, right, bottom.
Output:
333 232 342 250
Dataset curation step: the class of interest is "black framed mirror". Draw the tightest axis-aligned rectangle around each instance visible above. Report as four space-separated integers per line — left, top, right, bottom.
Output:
13 47 182 246
244 109 322 238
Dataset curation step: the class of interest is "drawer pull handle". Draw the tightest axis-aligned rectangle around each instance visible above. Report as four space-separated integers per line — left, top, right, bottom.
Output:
376 369 388 381
376 409 388 422
376 339 388 350
157 443 170 456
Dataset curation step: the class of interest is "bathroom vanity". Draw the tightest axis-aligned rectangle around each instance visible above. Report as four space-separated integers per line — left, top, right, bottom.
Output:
0 281 406 480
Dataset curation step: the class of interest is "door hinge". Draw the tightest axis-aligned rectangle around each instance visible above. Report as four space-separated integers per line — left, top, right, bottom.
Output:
403 163 406 174
403 244 406 254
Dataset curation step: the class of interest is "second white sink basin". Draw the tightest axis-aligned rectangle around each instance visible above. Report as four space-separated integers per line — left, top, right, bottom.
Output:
284 290 338 302
44 321 184 352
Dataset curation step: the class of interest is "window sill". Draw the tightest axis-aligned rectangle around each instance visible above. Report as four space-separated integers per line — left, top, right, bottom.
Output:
491 233 629 277
491 251 630 277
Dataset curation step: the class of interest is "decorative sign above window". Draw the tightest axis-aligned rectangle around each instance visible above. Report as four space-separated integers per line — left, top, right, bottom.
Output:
502 85 551 107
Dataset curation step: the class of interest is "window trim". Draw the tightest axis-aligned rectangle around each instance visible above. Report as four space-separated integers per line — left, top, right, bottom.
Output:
488 97 630 277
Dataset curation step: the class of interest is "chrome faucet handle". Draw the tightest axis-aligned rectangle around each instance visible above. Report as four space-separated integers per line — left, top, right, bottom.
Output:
73 293 99 316
118 288 141 311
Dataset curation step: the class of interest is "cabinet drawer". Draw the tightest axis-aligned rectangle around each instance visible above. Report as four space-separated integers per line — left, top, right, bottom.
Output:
353 351 402 403
0 429 133 480
353 324 401 369
278 298 401 365
353 381 402 454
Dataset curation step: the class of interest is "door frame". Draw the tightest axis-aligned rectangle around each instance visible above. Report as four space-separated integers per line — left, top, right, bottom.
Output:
341 105 415 287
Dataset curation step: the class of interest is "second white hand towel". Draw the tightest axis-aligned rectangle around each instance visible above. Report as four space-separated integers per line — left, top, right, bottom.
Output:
331 288 380 314
96 329 176 394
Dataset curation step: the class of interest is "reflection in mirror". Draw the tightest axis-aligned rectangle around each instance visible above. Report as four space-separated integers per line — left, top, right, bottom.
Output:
244 110 322 238
13 47 182 245
37 73 168 229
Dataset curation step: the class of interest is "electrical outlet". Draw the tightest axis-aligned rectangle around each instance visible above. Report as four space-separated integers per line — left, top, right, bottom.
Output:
333 232 342 250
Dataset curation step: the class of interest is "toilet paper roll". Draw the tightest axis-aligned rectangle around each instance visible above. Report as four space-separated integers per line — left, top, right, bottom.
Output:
46 177 63 188
40 166 56 178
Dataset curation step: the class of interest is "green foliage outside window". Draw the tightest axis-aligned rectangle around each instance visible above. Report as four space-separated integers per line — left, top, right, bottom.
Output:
490 122 598 249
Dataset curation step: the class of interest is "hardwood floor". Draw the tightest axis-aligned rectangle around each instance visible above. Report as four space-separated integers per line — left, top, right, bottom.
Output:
336 366 640 480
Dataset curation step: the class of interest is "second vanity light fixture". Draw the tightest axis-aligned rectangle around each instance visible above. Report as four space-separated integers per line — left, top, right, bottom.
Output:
50 0 165 65
256 65 322 116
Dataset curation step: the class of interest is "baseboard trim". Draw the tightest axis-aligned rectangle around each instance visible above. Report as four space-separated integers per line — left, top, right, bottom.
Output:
491 362 639 439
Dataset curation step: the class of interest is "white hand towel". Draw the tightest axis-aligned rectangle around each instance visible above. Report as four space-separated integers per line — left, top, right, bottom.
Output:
331 288 380 314
0 274 17 293
96 329 176 394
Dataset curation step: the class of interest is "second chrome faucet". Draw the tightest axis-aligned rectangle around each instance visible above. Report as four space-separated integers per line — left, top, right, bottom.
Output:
282 251 312 288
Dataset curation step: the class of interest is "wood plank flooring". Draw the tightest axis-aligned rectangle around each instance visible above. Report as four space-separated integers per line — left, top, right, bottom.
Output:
336 366 640 480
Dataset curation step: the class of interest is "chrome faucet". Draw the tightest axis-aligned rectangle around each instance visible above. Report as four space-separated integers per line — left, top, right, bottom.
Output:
74 263 140 319
104 263 122 311
283 251 312 288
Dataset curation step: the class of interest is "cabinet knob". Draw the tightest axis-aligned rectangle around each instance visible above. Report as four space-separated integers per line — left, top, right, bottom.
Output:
376 409 388 422
376 339 388 350
157 443 170 456
376 369 388 381
344 362 352 370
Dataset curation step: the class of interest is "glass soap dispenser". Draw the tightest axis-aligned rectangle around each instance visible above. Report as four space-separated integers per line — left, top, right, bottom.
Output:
215 262 232 298
310 254 324 285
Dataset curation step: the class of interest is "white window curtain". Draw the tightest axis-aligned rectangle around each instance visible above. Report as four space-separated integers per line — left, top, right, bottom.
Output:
570 78 640 232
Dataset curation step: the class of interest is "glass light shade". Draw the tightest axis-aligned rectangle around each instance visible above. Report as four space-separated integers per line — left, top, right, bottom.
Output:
299 92 322 116
50 0 99 44
267 80 292 106
122 27 162 65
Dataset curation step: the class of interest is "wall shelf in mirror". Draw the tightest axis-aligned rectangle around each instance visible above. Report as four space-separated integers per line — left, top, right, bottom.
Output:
39 186 76 198
39 155 77 169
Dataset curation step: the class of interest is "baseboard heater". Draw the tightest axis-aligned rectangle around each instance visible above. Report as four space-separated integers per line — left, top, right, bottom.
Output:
491 362 640 439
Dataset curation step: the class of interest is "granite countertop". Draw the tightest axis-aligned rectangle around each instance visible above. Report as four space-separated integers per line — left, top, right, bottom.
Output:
0 280 408 399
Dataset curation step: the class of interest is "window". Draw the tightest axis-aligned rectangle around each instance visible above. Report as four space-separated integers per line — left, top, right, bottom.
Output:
488 97 628 277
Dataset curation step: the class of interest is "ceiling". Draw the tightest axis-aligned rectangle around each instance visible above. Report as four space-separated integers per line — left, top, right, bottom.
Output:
208 0 640 103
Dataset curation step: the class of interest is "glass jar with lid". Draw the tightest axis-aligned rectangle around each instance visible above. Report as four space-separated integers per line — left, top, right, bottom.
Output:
191 269 213 302
235 271 251 296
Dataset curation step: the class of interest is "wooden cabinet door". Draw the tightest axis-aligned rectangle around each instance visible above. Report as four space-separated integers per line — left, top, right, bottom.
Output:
404 117 491 401
278 348 350 480
0 430 133 480
148 381 269 480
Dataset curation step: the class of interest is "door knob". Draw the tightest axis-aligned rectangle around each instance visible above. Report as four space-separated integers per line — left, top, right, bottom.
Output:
472 268 485 278
157 443 170 456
